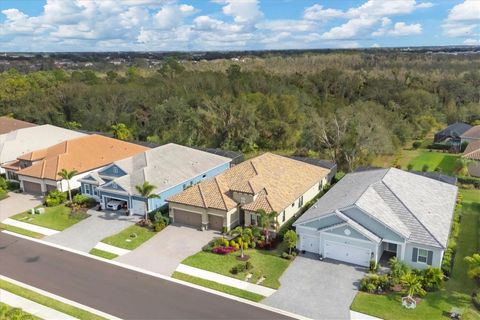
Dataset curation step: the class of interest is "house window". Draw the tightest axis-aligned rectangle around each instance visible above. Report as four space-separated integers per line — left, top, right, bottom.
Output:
7 171 18 181
251 214 257 225
417 249 428 264
298 196 304 208
93 186 98 196
84 184 91 195
282 211 285 222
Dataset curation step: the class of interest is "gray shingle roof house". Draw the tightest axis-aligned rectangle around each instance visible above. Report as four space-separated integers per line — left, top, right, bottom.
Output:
294 168 458 268
434 122 472 144
79 143 231 216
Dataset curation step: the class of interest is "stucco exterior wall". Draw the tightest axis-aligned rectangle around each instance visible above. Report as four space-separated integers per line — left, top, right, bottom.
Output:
404 242 444 269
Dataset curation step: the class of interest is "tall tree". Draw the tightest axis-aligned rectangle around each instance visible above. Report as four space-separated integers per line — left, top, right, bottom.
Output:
57 168 78 203
135 181 159 221
256 209 278 244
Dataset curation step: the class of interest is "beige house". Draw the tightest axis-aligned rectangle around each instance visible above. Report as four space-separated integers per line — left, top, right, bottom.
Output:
463 140 480 177
167 153 332 231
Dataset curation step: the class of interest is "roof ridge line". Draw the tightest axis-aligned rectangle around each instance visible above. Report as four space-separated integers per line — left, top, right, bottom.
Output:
380 178 444 248
214 176 228 210
198 183 208 208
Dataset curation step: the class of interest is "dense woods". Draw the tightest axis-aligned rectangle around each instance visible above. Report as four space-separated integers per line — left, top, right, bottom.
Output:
0 52 479 170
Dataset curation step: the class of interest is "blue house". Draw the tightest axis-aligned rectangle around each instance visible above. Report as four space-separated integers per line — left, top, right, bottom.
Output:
79 143 231 215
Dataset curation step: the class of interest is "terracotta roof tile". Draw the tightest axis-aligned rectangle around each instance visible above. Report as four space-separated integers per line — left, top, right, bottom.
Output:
461 125 480 140
0 117 36 135
463 140 480 161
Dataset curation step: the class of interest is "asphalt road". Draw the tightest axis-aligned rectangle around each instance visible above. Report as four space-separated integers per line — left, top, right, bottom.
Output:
0 233 293 320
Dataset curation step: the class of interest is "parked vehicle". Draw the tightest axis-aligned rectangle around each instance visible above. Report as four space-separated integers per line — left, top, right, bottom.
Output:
106 200 126 211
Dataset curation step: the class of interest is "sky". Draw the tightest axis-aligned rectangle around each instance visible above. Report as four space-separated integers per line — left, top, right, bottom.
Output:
0 0 478 52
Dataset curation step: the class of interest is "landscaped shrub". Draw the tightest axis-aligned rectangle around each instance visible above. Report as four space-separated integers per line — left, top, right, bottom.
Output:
45 190 67 207
0 176 7 191
472 291 480 311
458 176 480 189
230 263 246 274
407 163 414 171
212 246 237 255
389 257 410 284
6 180 20 191
153 220 166 232
153 211 170 225
73 194 93 207
359 274 391 293
442 203 462 275
250 241 256 249
281 252 294 260
422 164 429 172
412 141 421 149
369 259 378 273
421 267 444 291
222 239 229 247
230 240 236 247
243 242 249 249
245 261 253 270
427 143 450 151
234 243 240 250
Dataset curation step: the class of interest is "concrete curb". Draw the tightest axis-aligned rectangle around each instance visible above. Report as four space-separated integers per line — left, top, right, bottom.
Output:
93 242 131 256
1 230 309 320
2 218 59 236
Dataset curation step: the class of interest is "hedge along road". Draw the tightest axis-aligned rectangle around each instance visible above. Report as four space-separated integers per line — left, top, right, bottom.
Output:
0 233 294 320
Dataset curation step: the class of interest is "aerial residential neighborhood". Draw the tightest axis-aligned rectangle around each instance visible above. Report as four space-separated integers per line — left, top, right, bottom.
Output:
0 1 479 320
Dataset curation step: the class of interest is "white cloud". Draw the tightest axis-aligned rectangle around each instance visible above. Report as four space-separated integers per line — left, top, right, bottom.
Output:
303 4 343 21
154 4 195 30
464 38 480 45
321 17 378 40
257 20 317 32
215 0 263 25
388 22 422 36
416 2 434 9
443 0 480 37
372 43 380 48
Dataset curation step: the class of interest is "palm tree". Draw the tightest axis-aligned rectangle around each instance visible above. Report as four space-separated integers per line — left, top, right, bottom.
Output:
58 168 78 203
465 253 480 282
455 158 472 177
257 209 278 244
230 226 253 259
422 267 444 291
401 272 426 299
135 181 159 221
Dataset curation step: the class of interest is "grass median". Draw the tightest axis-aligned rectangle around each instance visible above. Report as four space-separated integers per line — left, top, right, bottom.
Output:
0 223 44 239
89 248 119 260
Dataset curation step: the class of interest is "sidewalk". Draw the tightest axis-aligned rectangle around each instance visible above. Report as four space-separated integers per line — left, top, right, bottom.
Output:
176 264 276 297
350 310 382 320
93 242 131 256
0 289 77 320
1 218 59 236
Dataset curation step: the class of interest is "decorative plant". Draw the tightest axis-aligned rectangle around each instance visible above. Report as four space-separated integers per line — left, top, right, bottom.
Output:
421 267 444 291
58 168 78 203
401 272 426 299
135 181 159 222
465 253 480 284
256 209 279 244
230 226 253 259
389 257 410 284
283 230 298 255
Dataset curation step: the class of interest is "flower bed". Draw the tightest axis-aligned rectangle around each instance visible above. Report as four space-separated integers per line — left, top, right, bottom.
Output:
212 246 237 255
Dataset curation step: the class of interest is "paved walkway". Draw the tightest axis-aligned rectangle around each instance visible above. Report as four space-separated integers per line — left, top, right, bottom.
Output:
350 311 382 320
44 209 137 252
264 253 366 320
116 224 217 275
0 192 43 221
93 242 131 256
176 264 276 297
2 218 59 236
0 289 77 320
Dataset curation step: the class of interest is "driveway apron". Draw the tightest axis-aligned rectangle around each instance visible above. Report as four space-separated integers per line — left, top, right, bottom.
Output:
116 223 218 276
264 253 366 320
44 209 137 252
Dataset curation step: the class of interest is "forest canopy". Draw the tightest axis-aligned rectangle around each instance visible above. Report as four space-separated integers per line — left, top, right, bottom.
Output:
0 52 479 170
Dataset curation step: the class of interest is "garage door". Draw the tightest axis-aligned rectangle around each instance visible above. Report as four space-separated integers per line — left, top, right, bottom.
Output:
174 209 202 228
208 214 223 231
23 181 42 194
301 235 319 254
131 199 145 216
324 240 371 267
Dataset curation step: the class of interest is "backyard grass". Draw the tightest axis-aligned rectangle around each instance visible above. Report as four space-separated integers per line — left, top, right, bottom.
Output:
182 243 291 289
0 223 44 239
89 248 118 260
0 279 106 320
0 302 39 320
407 150 459 174
172 272 265 302
11 205 86 231
351 189 480 319
101 225 156 250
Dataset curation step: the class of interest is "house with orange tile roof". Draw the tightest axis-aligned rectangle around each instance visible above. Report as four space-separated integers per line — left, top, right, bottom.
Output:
463 140 480 177
167 153 333 231
0 116 36 135
2 134 149 195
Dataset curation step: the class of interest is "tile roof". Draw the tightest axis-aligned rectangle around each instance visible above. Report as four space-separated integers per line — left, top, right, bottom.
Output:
96 143 231 195
295 168 458 248
16 135 149 180
168 153 331 213
0 125 86 165
461 125 480 139
463 140 480 161
435 122 472 139
0 116 36 135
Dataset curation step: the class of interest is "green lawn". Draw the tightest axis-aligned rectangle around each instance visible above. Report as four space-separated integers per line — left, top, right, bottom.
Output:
351 189 480 319
407 150 459 174
0 223 44 239
0 191 8 200
101 225 156 250
182 243 291 289
11 205 87 231
0 302 39 320
89 248 118 260
0 279 106 320
172 272 265 302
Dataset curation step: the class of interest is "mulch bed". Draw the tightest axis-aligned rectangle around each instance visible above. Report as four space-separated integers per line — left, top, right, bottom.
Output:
236 255 250 261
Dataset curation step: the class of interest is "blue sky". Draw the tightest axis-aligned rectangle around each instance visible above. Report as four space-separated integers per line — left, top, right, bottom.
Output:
0 0 478 51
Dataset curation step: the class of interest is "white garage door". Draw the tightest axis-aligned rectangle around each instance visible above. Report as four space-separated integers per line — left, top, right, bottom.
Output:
301 235 319 254
131 200 146 216
324 240 371 267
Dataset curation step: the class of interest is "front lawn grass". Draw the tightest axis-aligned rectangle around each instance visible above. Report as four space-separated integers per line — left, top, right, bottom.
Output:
0 279 106 320
407 150 459 174
172 272 265 302
101 225 156 250
0 223 44 239
89 248 118 260
11 205 86 231
0 191 8 200
182 243 291 289
0 302 39 320
351 188 480 319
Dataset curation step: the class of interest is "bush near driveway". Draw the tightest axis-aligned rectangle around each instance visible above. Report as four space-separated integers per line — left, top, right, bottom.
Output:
11 205 86 231
0 302 38 320
101 225 156 250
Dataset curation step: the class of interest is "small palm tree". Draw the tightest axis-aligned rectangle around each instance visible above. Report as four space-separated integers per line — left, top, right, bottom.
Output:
135 181 159 221
401 272 426 299
465 253 480 282
230 226 253 259
422 267 444 291
257 209 279 244
58 168 78 203
455 158 472 177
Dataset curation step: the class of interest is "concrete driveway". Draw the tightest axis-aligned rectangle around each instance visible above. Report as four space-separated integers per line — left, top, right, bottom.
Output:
44 209 137 252
264 253 366 320
0 192 43 221
116 224 218 276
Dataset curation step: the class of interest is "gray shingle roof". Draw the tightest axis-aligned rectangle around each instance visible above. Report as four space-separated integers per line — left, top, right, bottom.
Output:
295 168 458 248
99 143 231 196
